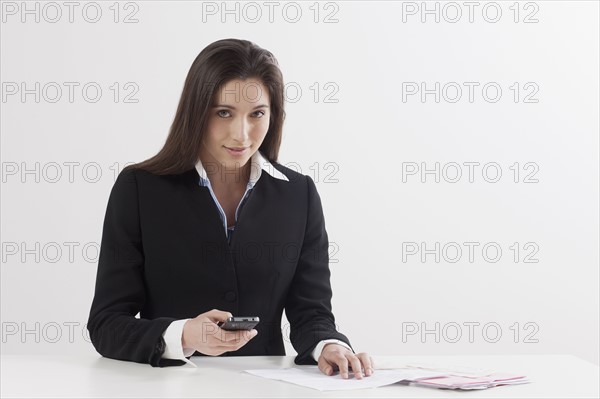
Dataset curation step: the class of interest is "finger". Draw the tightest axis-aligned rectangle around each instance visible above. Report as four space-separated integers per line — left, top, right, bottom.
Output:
232 329 258 344
346 353 364 380
318 356 334 376
205 309 233 323
211 329 257 349
213 332 256 352
356 353 374 377
332 353 350 379
215 328 257 343
212 341 247 352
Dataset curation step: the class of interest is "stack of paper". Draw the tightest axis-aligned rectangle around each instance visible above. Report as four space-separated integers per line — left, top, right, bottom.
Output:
410 372 530 390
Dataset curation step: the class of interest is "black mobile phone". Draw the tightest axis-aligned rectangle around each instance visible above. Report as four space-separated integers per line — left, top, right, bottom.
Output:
217 316 260 331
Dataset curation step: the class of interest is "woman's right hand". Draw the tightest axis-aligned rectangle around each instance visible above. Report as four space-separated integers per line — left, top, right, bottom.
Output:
181 309 258 356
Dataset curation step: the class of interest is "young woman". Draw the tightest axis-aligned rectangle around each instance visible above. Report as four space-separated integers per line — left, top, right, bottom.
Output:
87 38 373 379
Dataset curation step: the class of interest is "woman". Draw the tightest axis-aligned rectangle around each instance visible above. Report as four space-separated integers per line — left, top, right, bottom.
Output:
87 38 373 379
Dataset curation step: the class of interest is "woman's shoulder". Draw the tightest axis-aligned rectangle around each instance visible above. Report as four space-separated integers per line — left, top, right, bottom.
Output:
267 162 325 207
118 165 194 183
269 161 310 185
110 166 194 199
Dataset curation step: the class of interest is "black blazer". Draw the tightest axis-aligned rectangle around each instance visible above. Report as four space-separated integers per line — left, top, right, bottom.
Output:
86 160 352 367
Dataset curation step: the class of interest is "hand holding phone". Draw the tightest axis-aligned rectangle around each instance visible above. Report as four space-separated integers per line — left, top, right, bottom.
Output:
217 316 260 331
182 310 258 357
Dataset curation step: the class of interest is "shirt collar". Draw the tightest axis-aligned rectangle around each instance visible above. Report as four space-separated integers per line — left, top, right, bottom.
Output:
195 149 289 188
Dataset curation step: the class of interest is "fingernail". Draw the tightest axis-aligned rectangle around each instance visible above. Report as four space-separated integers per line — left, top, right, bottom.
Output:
366 368 373 375
342 372 348 379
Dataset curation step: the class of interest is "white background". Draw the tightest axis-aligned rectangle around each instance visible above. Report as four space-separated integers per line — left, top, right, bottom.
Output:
1 1 598 366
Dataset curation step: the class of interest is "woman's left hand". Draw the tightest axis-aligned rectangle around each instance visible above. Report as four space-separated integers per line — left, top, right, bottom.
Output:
317 344 374 379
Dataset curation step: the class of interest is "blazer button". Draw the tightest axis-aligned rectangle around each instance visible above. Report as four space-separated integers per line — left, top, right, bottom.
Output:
225 291 237 302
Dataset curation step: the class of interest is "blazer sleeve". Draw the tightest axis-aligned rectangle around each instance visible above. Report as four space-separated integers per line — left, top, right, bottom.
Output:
86 168 186 367
284 175 354 365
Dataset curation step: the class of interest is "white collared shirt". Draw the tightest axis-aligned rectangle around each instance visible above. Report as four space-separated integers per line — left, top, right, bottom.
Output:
161 150 352 366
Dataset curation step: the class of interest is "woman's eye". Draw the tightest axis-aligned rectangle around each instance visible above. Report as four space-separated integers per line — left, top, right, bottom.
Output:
216 110 266 118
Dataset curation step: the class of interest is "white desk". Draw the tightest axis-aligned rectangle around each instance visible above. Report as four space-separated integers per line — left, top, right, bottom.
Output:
2 354 598 398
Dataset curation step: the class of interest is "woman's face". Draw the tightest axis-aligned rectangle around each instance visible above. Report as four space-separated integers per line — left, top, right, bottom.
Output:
200 78 271 180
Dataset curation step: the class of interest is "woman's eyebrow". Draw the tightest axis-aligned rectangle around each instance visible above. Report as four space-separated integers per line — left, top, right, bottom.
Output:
212 104 269 109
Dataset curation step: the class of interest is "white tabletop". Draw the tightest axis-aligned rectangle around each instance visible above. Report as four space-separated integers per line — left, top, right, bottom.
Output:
2 353 598 398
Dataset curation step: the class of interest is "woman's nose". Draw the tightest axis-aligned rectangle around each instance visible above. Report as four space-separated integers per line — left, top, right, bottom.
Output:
231 118 250 141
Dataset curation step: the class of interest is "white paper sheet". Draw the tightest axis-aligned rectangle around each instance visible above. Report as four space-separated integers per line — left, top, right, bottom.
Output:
243 367 446 391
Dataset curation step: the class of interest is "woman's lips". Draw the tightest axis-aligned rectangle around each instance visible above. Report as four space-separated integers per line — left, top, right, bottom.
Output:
224 146 248 156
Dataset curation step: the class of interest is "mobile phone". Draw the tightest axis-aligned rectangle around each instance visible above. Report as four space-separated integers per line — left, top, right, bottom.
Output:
217 316 260 331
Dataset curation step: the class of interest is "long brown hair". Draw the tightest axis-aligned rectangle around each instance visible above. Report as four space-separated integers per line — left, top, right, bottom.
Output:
125 38 285 175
